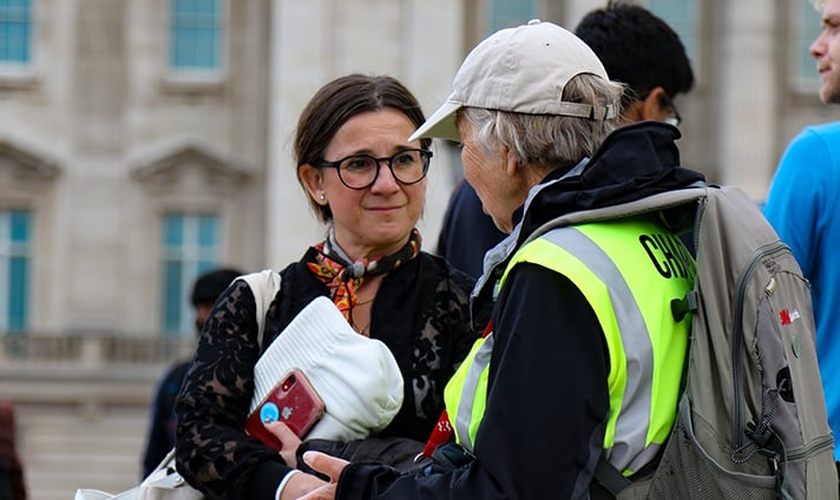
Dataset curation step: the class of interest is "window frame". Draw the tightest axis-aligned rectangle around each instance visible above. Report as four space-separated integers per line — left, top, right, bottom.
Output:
0 0 32 65
162 0 228 89
159 213 221 336
0 209 31 333
0 0 37 88
484 0 539 34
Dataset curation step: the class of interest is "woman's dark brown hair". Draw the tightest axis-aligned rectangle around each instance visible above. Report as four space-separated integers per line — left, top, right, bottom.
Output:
294 74 431 222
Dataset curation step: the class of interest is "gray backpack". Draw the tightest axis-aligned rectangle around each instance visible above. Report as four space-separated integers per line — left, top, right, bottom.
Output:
530 184 836 499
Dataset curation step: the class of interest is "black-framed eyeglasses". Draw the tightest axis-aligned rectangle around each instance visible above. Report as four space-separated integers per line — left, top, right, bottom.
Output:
664 98 682 127
319 148 433 190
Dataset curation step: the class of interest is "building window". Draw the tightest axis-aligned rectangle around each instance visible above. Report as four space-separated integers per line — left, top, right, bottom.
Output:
485 0 538 34
160 214 219 336
0 210 30 333
169 0 222 73
793 1 822 92
0 0 31 66
645 0 699 66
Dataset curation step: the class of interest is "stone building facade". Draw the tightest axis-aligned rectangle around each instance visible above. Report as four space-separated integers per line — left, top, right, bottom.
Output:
0 0 833 498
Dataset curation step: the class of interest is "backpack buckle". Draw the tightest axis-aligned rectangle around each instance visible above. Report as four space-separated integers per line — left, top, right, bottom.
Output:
670 291 698 322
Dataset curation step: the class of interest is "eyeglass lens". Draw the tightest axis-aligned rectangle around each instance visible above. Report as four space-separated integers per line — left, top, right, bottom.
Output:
334 150 430 189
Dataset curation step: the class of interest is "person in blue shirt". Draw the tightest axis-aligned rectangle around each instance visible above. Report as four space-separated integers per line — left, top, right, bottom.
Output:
764 0 840 469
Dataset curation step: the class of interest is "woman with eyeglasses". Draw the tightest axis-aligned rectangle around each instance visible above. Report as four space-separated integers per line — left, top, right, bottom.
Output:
173 74 480 500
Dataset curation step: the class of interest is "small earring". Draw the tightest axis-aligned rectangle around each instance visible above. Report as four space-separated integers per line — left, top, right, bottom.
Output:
319 193 326 202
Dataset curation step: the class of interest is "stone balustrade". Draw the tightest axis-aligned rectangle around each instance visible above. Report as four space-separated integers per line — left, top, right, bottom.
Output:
0 334 197 500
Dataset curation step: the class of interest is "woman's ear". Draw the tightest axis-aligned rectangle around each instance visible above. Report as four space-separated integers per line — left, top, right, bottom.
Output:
502 145 522 177
298 164 326 205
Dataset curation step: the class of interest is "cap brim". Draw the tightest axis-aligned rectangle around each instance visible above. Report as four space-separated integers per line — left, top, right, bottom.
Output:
408 99 463 142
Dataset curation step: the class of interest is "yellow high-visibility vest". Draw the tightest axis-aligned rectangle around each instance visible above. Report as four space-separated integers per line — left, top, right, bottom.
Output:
443 215 694 474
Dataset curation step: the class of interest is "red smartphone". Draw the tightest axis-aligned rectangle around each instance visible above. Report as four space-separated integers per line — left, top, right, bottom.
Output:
245 369 325 451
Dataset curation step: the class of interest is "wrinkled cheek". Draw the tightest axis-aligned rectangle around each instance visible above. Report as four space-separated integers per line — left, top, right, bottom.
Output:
461 155 479 182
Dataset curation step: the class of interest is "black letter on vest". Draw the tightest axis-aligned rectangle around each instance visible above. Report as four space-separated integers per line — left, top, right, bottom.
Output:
655 234 687 279
640 235 671 278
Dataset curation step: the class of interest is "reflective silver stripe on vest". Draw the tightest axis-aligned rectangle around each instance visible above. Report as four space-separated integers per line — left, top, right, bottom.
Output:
540 227 656 472
455 226 661 469
455 335 494 453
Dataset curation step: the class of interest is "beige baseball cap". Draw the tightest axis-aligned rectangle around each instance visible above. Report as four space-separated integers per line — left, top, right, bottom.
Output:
410 19 616 142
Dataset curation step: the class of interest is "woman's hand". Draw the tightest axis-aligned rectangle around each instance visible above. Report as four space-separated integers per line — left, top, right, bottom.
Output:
297 451 349 500
265 421 303 467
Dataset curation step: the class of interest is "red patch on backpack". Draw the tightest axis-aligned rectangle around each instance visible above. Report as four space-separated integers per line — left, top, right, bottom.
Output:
780 309 791 325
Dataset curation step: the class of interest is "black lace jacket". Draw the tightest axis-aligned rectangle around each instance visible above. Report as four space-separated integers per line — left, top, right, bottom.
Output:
174 249 478 500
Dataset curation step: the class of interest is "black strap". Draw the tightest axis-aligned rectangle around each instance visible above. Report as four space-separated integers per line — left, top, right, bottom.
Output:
593 456 632 497
592 448 665 499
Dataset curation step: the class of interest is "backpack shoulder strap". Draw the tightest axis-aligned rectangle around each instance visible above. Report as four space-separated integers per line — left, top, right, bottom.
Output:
236 269 283 349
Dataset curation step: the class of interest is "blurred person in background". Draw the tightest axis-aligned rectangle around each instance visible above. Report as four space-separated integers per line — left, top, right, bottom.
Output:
0 400 26 500
575 1 694 128
141 267 242 477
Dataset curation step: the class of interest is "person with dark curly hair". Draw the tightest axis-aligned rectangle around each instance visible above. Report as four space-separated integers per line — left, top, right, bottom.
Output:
574 1 694 126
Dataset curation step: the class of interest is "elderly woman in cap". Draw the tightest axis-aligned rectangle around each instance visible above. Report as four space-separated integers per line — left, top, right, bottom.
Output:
297 20 705 500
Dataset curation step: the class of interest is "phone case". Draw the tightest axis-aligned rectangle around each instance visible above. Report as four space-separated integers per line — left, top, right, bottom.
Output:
244 369 325 451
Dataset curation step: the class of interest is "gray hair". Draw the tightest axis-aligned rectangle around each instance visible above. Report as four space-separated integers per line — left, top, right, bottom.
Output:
459 74 624 174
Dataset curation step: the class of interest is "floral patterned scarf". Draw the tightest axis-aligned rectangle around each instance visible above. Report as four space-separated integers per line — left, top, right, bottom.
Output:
307 228 422 324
